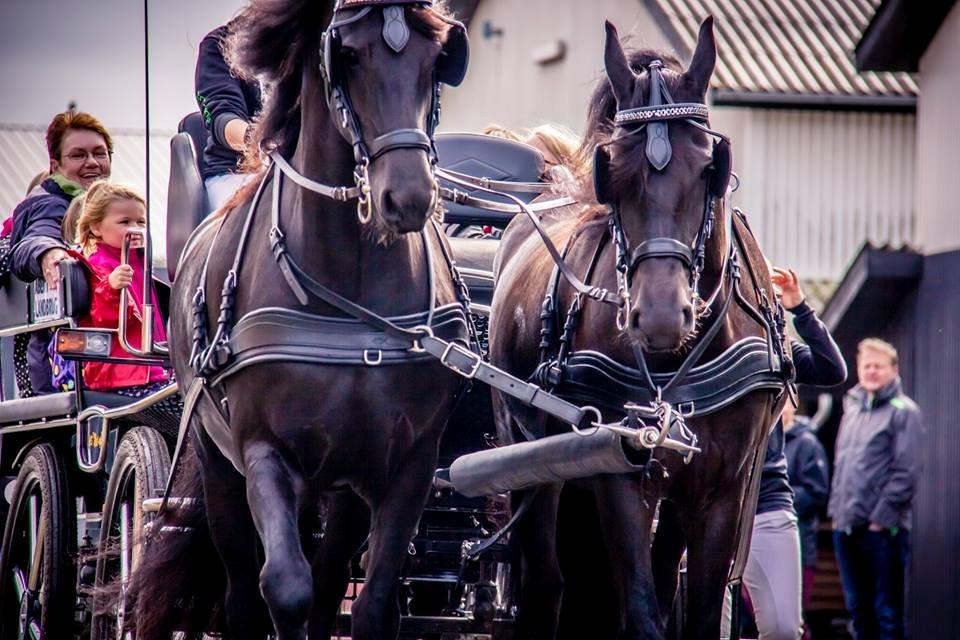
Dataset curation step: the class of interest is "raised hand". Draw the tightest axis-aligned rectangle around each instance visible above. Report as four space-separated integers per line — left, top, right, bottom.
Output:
771 266 805 309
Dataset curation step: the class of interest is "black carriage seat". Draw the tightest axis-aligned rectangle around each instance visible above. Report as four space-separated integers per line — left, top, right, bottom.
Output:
166 112 210 281
435 132 545 227
435 132 547 307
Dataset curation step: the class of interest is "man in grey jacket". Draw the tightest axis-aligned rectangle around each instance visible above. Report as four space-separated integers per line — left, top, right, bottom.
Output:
829 338 924 640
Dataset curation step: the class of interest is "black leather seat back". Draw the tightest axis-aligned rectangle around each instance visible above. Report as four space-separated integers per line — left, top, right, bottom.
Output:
179 112 209 179
166 113 210 281
436 133 546 227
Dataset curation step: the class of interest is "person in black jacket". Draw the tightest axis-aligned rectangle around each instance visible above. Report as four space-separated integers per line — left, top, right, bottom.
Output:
724 267 847 640
194 20 262 211
784 403 830 639
10 111 113 394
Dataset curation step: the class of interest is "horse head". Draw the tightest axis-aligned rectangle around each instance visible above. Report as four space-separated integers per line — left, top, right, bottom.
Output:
234 0 468 237
594 18 731 353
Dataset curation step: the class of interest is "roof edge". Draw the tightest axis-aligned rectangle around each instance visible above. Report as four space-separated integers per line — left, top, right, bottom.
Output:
711 90 916 112
821 244 923 332
856 0 957 72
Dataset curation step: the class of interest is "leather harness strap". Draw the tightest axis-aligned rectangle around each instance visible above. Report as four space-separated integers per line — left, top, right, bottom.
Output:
438 167 621 306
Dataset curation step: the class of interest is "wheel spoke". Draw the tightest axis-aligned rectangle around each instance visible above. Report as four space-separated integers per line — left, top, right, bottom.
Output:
27 516 45 592
12 566 28 601
120 501 131 582
27 495 38 565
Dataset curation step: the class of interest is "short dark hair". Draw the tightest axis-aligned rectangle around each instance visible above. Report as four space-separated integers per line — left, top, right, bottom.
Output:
46 111 114 161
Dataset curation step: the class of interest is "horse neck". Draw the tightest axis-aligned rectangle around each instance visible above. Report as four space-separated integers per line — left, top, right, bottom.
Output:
281 81 429 311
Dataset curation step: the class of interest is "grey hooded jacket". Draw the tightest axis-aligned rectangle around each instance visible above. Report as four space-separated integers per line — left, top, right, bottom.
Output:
828 378 924 531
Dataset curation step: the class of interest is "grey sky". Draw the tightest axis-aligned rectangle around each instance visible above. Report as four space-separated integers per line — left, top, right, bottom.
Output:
0 0 245 132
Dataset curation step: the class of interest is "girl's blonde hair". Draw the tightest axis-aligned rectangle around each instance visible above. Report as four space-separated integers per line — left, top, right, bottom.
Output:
61 196 84 244
75 180 146 255
483 122 584 195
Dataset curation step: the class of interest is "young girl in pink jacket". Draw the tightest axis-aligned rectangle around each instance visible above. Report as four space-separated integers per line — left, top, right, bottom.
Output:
71 181 169 394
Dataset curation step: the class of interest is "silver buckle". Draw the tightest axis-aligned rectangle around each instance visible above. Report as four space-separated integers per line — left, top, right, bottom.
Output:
439 341 481 379
363 349 382 366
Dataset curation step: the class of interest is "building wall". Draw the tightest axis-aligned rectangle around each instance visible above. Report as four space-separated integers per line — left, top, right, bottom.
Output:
906 250 960 637
441 1 916 283
441 0 678 134
915 3 960 253
715 108 916 281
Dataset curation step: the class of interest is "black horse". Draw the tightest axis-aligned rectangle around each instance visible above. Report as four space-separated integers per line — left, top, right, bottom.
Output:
489 19 787 640
127 1 470 639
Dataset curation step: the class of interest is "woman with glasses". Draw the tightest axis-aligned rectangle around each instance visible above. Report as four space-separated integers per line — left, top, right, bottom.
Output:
9 110 113 394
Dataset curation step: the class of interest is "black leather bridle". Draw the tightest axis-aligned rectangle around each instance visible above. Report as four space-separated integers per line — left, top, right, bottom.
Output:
275 0 469 223
593 59 733 329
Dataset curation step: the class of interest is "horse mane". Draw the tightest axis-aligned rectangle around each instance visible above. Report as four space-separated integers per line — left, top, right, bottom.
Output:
574 48 686 223
227 0 454 167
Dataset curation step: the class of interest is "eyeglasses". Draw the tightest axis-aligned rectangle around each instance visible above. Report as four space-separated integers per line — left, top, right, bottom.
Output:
63 149 110 163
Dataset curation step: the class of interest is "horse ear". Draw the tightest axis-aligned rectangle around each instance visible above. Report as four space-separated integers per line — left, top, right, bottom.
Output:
604 21 634 106
683 16 716 98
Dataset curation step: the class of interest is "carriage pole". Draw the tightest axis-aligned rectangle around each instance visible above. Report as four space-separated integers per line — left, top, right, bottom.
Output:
137 0 160 354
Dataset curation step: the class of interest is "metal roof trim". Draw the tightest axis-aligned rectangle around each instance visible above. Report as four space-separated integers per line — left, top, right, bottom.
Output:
649 0 918 100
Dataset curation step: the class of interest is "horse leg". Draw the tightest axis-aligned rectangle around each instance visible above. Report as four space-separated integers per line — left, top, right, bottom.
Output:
593 473 662 639
513 482 564 640
308 490 371 640
651 500 687 629
243 441 313 640
680 488 744 640
348 437 438 640
194 427 270 639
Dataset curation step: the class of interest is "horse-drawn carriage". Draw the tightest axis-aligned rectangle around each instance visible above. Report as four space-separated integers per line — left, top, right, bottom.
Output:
1 2 794 639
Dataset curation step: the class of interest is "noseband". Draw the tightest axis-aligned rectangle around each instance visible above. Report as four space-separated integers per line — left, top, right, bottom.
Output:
273 0 469 223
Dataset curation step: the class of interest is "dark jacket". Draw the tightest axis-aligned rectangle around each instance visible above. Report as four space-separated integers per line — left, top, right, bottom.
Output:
195 25 262 181
10 177 77 395
785 417 830 567
10 177 73 281
828 378 923 531
757 301 846 515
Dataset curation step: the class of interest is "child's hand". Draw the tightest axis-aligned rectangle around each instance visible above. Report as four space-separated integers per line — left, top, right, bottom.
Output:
109 265 134 290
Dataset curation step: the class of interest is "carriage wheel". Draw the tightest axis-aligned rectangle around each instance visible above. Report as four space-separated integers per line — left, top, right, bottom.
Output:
92 427 171 640
0 443 75 640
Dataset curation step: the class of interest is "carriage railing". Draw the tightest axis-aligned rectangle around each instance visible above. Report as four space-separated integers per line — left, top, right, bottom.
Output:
118 227 168 357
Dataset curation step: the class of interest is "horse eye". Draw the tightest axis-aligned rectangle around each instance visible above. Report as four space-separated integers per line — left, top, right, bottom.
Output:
339 47 360 67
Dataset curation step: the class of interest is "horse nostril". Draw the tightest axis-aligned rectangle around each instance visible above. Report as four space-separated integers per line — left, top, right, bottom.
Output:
682 305 694 329
630 308 642 331
382 189 397 214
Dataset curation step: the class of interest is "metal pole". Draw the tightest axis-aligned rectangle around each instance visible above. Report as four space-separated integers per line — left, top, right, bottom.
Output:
137 0 164 355
143 0 150 211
